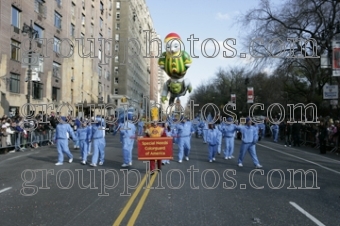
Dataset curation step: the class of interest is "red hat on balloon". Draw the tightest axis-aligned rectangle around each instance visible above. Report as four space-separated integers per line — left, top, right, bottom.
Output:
164 33 181 43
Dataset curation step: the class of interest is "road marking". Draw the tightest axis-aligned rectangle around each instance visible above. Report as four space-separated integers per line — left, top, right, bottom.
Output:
0 187 12 194
289 201 326 226
258 143 340 175
0 151 40 165
112 173 148 226
127 171 158 225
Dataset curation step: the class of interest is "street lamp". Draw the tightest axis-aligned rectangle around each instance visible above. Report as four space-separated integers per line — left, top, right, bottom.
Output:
22 20 38 117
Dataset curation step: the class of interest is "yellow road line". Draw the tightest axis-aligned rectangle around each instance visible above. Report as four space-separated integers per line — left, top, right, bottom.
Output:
127 171 158 225
112 173 148 226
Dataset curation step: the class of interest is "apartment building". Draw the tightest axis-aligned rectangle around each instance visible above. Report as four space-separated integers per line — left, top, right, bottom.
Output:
111 0 155 110
0 0 113 117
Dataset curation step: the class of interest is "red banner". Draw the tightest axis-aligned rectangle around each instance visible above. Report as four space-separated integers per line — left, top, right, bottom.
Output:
137 137 173 160
333 47 340 76
247 87 254 103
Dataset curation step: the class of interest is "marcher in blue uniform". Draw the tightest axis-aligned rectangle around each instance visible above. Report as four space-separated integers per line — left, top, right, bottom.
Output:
89 117 106 167
221 117 238 159
87 120 93 155
74 117 81 149
54 117 78 165
175 116 194 163
216 123 223 155
207 123 219 162
257 118 266 139
162 123 173 165
236 117 262 168
137 120 144 136
120 120 136 167
78 121 92 165
202 121 209 144
271 120 279 142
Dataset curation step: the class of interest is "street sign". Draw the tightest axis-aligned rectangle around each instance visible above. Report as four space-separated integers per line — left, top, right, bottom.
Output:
231 94 236 104
332 39 340 76
323 84 338 99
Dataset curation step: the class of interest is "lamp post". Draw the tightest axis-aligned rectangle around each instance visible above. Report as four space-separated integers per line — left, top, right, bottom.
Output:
22 20 38 116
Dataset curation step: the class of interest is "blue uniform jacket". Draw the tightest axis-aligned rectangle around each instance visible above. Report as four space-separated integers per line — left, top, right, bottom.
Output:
176 121 194 137
91 123 104 139
237 125 258 144
207 129 219 146
77 126 91 141
54 123 77 140
221 123 238 137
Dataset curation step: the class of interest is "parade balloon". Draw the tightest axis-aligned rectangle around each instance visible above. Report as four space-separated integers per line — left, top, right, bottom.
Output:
158 33 193 104
158 33 192 80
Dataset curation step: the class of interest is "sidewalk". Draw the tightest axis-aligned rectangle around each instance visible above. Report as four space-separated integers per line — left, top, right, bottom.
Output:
260 136 340 161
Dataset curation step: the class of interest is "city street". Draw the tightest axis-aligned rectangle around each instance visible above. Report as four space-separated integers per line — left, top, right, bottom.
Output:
0 134 340 226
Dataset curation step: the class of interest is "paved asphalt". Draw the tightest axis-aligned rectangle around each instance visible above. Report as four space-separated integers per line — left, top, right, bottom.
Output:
0 134 340 226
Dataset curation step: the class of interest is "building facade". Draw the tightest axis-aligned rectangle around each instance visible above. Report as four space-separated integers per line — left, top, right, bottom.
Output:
111 0 155 110
0 0 113 117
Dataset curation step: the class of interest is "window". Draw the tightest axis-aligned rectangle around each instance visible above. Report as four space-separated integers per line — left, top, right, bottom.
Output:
115 56 118 63
71 2 75 16
116 2 120 10
11 40 20 61
108 27 111 35
32 82 43 99
33 24 44 41
71 89 73 103
82 14 85 25
35 0 44 14
82 0 85 9
114 88 118 94
90 40 94 53
11 6 20 28
100 2 104 14
52 87 60 102
98 83 102 94
90 23 94 35
114 77 118 84
98 49 102 61
53 37 61 53
116 12 120 19
98 66 102 77
105 71 110 80
115 34 119 41
70 23 75 37
56 0 62 7
54 11 62 29
80 33 85 47
100 18 103 29
114 66 118 74
91 5 94 18
9 73 20 93
116 23 120 30
53 62 61 78
115 44 119 51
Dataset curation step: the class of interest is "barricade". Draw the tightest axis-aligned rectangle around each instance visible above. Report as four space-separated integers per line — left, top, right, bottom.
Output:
0 127 56 153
